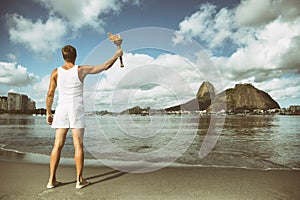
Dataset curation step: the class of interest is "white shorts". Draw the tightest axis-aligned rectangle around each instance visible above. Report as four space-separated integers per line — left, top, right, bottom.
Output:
51 104 85 129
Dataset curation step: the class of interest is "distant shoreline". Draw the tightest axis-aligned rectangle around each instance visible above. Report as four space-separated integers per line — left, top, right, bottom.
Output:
1 111 300 118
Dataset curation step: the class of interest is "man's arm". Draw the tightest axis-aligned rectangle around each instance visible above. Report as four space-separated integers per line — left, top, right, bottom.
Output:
78 49 123 81
46 69 57 125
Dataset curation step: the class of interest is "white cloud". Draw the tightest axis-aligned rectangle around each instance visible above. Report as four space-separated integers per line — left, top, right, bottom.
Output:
235 0 278 26
0 62 39 86
254 77 300 102
33 74 50 93
6 53 17 62
236 0 300 26
173 4 244 48
172 3 258 50
215 17 300 83
31 74 54 108
6 0 140 54
279 35 300 71
173 4 218 46
8 14 67 53
36 0 140 30
87 53 206 111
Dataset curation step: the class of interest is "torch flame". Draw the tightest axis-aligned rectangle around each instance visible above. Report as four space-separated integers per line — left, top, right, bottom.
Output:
108 32 122 41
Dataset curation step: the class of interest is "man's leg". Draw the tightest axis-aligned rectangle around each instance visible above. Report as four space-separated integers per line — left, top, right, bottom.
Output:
71 128 85 183
48 128 68 184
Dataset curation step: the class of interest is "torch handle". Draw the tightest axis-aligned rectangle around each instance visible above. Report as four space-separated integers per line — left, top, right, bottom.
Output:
117 45 124 68
119 56 124 68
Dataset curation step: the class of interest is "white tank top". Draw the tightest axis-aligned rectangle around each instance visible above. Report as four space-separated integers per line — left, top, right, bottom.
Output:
57 65 83 105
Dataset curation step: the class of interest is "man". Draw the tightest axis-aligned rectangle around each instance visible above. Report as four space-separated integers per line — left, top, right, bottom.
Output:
46 45 123 189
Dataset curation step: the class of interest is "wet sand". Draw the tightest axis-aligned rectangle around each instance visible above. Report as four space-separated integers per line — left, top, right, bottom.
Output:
0 161 300 200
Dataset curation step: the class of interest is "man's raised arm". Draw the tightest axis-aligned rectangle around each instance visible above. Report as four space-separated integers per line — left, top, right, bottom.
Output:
78 49 123 81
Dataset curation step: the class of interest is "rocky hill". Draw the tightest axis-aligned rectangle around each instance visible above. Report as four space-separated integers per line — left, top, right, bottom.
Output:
207 83 280 112
121 82 280 114
196 81 218 109
166 81 217 111
120 106 150 115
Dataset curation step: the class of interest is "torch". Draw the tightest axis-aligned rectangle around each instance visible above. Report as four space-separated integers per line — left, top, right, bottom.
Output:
108 32 124 68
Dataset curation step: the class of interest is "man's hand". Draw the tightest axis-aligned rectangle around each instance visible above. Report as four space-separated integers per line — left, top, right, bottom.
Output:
114 40 122 47
46 114 53 125
115 49 123 57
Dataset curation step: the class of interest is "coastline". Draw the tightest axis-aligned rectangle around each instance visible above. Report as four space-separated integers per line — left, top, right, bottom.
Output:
1 160 300 200
2 144 300 171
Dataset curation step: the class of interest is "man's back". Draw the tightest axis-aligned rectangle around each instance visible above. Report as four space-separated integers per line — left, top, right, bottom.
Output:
57 65 83 105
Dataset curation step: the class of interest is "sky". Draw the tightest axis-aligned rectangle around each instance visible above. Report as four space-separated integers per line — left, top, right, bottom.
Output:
0 0 299 111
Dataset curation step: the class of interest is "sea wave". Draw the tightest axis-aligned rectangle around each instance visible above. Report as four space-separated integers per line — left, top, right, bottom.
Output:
1 144 299 171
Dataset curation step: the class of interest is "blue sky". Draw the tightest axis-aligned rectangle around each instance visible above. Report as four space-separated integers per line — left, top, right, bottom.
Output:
0 0 299 110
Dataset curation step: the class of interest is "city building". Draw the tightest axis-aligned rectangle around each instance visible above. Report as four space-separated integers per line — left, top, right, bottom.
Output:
7 92 36 113
0 96 8 112
8 92 22 111
28 99 36 111
289 105 300 115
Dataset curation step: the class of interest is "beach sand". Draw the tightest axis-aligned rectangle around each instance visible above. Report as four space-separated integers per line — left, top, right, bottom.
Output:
0 161 300 200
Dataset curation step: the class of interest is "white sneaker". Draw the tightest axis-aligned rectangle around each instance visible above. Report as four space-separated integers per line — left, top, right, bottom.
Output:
75 179 90 189
46 181 61 189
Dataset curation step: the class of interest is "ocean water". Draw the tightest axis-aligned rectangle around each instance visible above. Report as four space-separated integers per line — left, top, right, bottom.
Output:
0 114 299 170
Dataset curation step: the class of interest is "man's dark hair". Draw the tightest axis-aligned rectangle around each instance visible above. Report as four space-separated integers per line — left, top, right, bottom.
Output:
62 45 77 63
